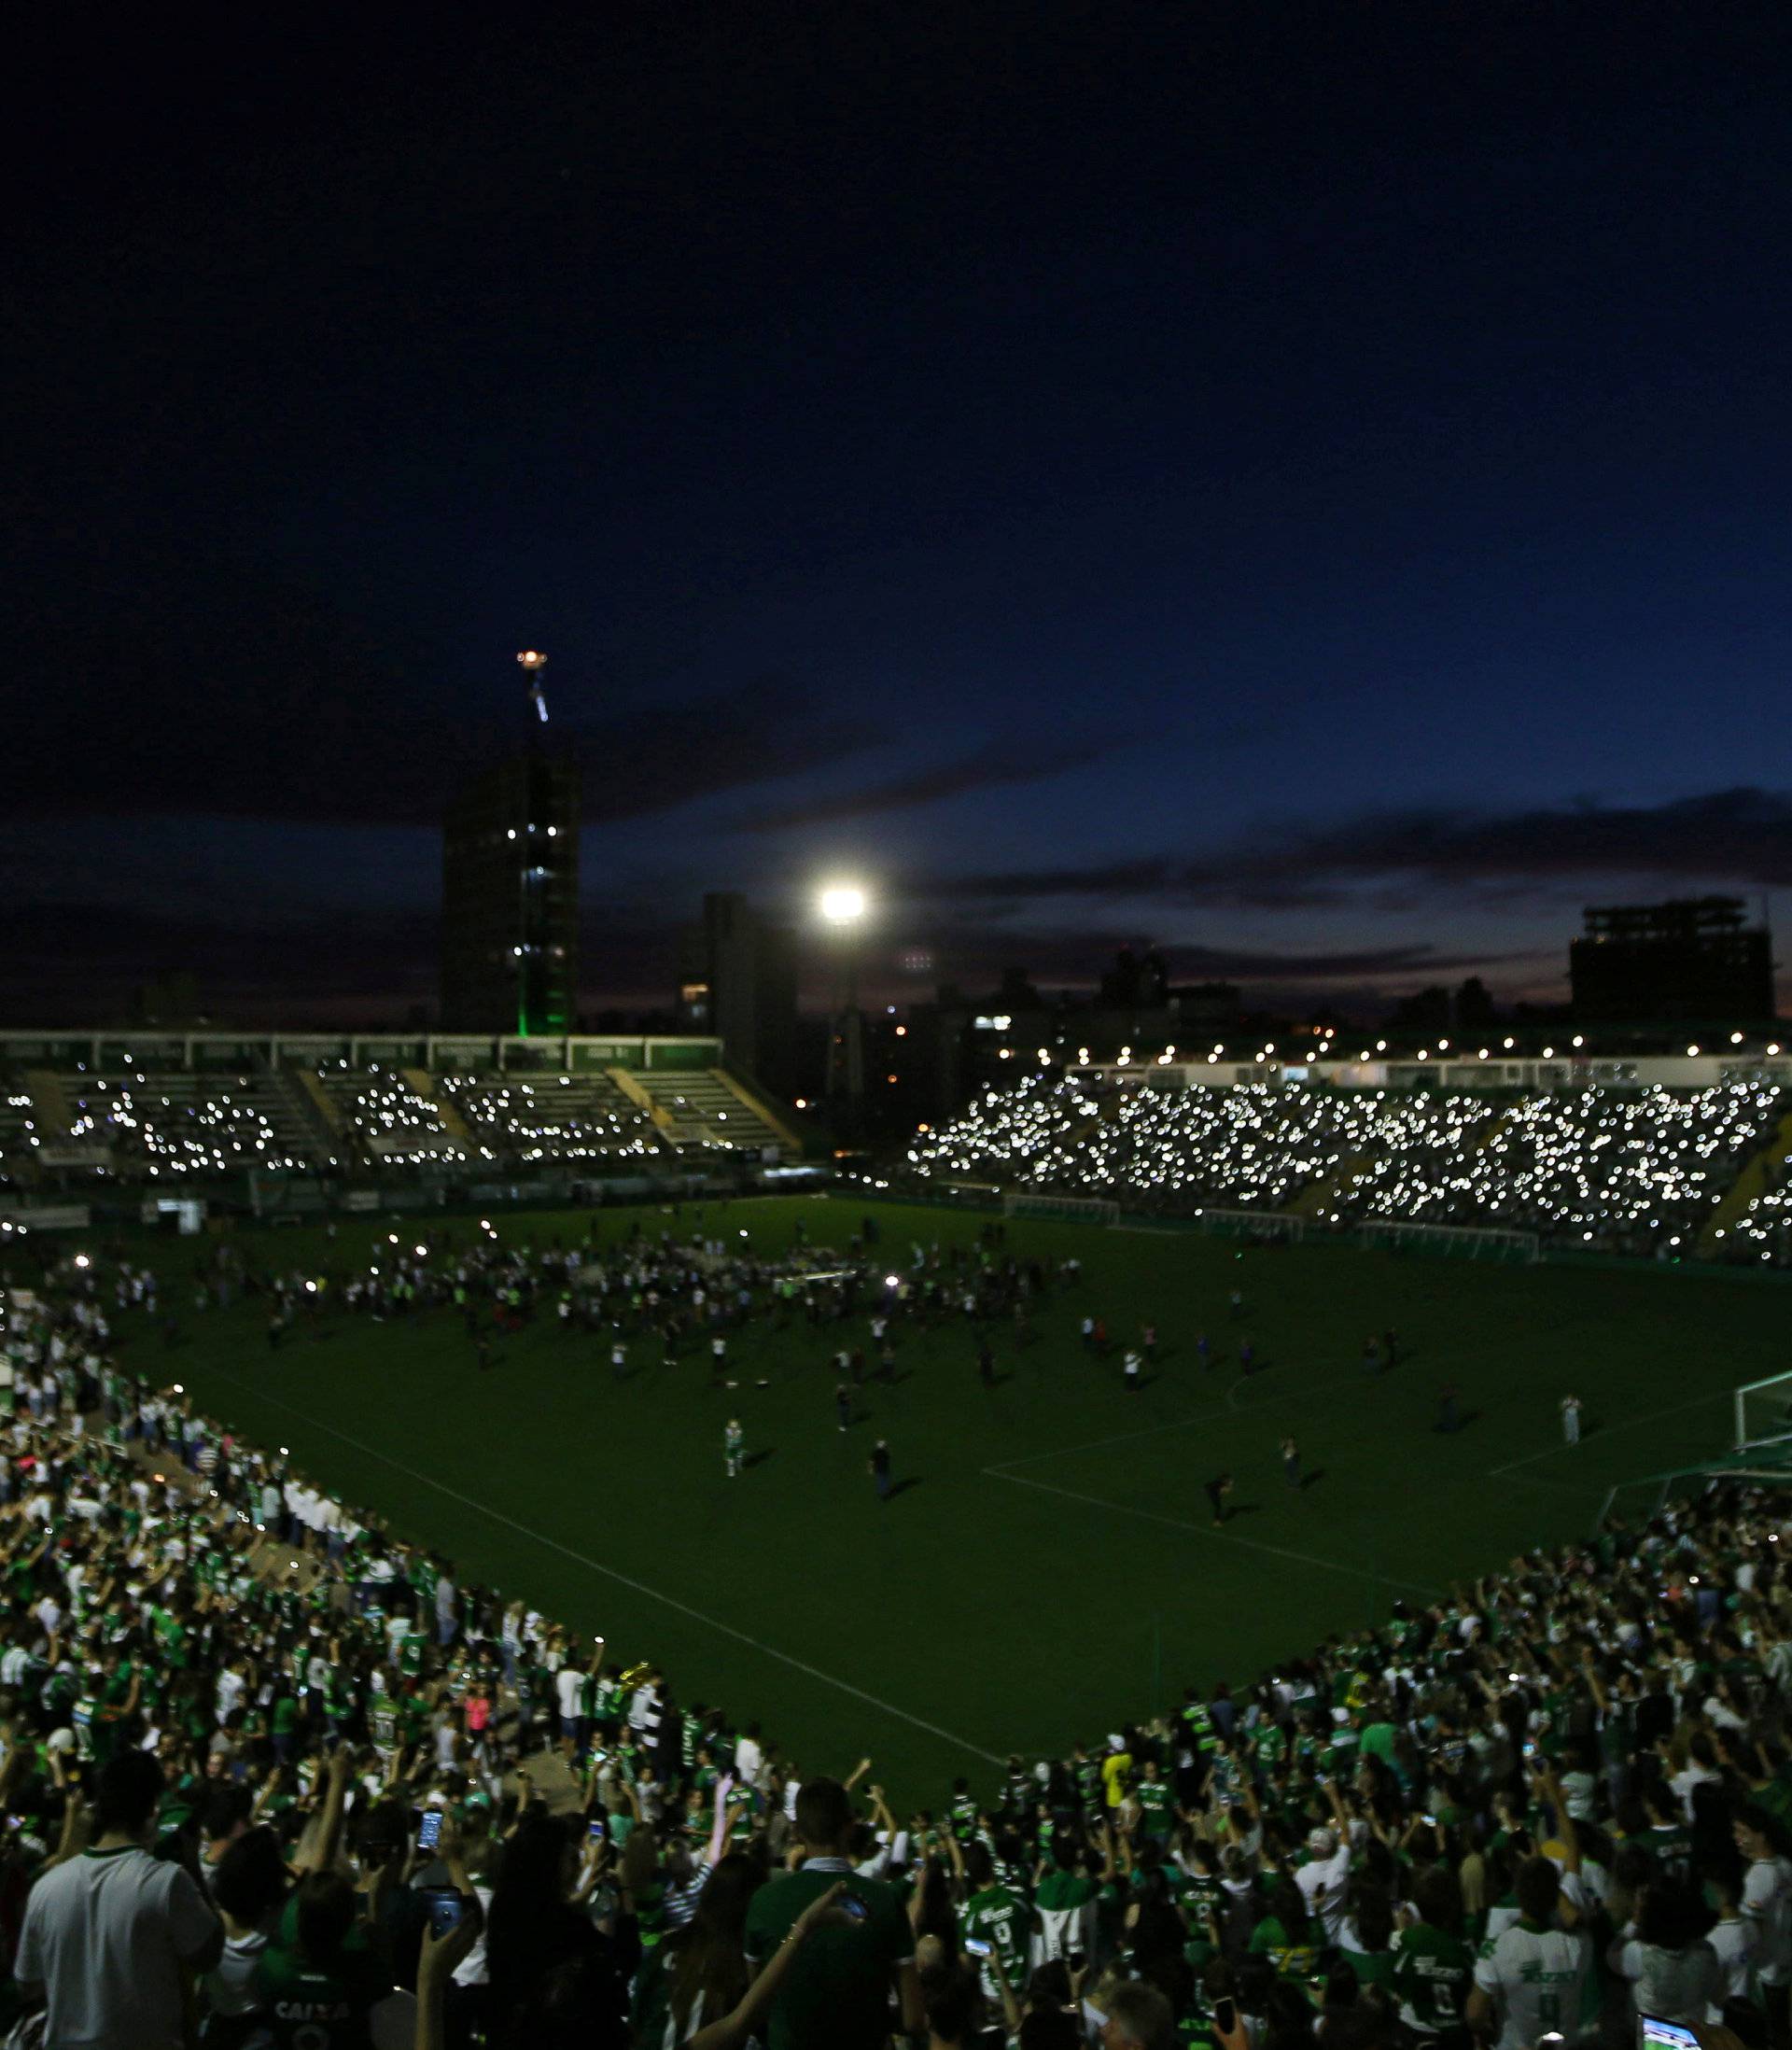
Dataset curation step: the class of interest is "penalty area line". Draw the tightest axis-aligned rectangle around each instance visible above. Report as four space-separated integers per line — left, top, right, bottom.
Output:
987 1468 1439 1599
203 1369 1003 1767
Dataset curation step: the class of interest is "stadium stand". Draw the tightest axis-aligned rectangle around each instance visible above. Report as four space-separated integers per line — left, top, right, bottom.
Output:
0 1082 39 1186
53 1071 330 1178
436 1071 661 1164
4 1230 1792 2050
312 1062 470 1168
909 1074 1790 1259
0 1035 797 1197
633 1069 787 1152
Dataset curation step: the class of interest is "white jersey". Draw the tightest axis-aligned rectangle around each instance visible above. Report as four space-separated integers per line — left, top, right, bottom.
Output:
1473 1921 1588 2050
1708 1917 1758 2011
1743 1856 1792 1985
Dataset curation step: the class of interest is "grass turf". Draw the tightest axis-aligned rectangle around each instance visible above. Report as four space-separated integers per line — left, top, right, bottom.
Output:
104 1195 1778 1808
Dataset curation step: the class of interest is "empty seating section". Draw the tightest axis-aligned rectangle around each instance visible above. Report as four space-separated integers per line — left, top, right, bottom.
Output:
634 1069 782 1149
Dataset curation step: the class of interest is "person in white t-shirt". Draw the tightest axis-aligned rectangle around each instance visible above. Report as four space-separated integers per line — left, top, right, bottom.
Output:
1706 1864 1760 2016
1606 1876 1722 2026
1295 1826 1352 1942
16 1748 222 2049
1467 1856 1588 2050
1736 1807 1792 2037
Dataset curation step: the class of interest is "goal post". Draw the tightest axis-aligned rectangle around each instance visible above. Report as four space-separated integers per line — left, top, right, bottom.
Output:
1357 1219 1540 1263
1001 1192 1120 1227
1734 1369 1792 1454
1193 1207 1306 1244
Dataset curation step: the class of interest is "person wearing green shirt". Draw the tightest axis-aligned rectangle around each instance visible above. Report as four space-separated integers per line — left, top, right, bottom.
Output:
1137 1759 1175 1840
959 1840 1030 2006
1249 1877 1322 1982
742 1776 918 2050
1393 1868 1476 2040
1339 1891 1398 1992
1035 1840 1099 1962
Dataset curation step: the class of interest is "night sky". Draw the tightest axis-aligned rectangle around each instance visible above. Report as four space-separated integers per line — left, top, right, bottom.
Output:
8 8 1792 1026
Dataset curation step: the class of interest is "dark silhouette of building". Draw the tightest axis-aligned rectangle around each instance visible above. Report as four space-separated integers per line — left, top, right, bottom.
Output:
677 893 798 1096
1455 976 1499 1032
1100 947 1169 1009
1570 896 1774 1028
440 754 580 1034
1387 985 1451 1037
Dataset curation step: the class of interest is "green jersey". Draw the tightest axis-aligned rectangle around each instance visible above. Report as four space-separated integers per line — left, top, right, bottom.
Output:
1250 1915 1321 1982
1137 1778 1173 1834
961 1884 1029 2002
743 1865 913 2050
257 1918 390 2049
1393 1920 1474 2035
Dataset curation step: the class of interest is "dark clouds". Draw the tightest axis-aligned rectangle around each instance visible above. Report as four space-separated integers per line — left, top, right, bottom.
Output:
736 736 1124 833
917 789 1792 912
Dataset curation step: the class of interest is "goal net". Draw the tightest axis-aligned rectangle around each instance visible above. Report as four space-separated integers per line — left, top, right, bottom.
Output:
1194 1207 1306 1243
1734 1370 1792 1458
1002 1192 1120 1226
1357 1219 1540 1263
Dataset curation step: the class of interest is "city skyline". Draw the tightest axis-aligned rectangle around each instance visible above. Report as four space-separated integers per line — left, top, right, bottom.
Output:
8 10 1792 1025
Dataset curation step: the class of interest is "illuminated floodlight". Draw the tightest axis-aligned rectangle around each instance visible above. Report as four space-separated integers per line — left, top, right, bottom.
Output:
818 884 867 925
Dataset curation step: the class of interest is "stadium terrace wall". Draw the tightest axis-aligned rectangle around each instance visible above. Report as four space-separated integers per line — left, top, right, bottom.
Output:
0 1031 722 1074
1075 1052 1792 1091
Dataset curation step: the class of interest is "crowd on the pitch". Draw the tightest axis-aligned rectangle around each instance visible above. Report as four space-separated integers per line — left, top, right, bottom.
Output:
4 1234 1792 2048
908 1074 1789 1260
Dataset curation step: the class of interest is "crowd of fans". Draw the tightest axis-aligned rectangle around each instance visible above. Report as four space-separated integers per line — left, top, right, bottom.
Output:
2 1222 1792 2049
315 1066 470 1169
0 1061 766 1192
1714 1158 1792 1268
61 1075 325 1179
909 1076 1788 1258
436 1075 659 1168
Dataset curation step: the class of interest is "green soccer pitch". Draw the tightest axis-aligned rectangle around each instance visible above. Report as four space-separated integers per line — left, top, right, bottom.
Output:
109 1194 1778 1807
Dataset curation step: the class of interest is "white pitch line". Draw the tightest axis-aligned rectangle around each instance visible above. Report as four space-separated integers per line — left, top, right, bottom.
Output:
203 1369 1003 1766
990 1468 1440 1598
1488 1390 1727 1477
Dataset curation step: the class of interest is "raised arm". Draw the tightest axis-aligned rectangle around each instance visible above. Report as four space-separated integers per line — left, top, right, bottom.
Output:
707 1773 736 1869
295 1747 353 1875
686 1882 848 2050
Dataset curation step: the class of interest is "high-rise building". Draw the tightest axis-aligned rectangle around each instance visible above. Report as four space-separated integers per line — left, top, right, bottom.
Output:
677 892 797 1095
441 754 581 1034
1570 895 1774 1027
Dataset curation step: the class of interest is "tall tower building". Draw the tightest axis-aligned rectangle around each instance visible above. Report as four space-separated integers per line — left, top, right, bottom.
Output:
441 753 581 1034
677 892 798 1094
